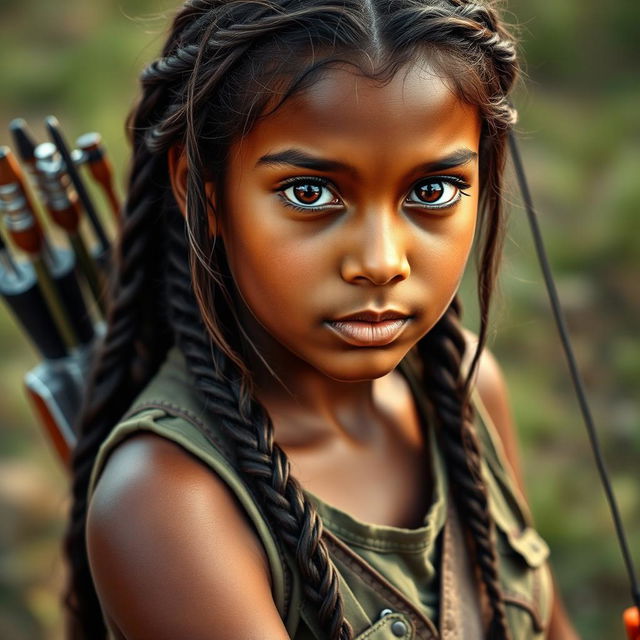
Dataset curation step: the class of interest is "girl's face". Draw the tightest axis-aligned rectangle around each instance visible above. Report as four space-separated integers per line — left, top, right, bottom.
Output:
217 60 481 382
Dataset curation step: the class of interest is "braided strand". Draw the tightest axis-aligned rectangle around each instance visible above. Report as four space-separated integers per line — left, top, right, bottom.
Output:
165 215 353 639
418 299 511 639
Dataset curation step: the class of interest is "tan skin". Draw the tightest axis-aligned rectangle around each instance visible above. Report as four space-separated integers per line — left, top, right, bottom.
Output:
87 61 579 638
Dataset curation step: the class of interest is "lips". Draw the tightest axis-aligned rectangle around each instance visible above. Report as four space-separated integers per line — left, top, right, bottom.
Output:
326 309 411 347
332 309 409 323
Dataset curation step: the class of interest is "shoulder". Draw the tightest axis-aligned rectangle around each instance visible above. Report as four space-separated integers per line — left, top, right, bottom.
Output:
87 432 289 639
462 329 524 491
462 329 511 432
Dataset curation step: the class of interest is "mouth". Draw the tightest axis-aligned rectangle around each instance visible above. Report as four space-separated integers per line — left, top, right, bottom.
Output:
332 309 409 323
326 309 411 347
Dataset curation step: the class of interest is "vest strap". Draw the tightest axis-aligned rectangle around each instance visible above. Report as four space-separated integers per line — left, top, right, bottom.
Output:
439 499 486 639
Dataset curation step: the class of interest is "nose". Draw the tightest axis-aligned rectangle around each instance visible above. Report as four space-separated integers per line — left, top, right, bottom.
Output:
340 208 410 286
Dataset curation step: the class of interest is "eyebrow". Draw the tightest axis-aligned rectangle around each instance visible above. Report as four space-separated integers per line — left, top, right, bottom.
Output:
256 147 477 175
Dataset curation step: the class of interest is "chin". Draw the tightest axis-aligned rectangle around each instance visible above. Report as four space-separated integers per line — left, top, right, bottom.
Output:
317 347 409 382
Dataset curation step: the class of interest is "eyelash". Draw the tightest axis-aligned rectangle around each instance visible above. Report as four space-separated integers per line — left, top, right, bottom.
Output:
276 175 471 213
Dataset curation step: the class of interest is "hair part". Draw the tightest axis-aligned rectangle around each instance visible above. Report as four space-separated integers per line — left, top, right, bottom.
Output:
64 2 519 638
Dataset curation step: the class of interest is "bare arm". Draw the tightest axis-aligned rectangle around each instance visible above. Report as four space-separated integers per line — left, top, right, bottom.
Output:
469 336 581 640
87 433 290 640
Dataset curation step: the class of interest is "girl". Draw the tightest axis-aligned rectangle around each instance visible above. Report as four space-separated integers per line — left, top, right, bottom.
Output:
64 0 579 638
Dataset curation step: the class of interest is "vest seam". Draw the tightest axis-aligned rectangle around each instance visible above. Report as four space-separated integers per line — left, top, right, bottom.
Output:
439 513 455 639
502 587 544 631
471 390 535 527
323 529 439 639
322 519 437 553
124 400 233 454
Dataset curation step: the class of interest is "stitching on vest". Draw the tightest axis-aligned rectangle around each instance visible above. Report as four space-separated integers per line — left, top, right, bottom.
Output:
124 400 232 452
321 518 436 553
531 565 544 631
122 399 294 624
502 588 544 631
471 392 535 528
323 530 437 640
124 400 205 432
126 400 253 468
439 516 455 639
277 549 293 629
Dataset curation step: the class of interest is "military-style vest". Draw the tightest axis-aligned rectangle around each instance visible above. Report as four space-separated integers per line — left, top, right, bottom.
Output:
88 347 553 639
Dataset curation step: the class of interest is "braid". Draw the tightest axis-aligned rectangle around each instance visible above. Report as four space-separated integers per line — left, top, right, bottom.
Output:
401 9 517 638
381 1 518 129
417 298 511 639
140 45 200 87
63 57 178 640
403 7 516 638
165 214 353 639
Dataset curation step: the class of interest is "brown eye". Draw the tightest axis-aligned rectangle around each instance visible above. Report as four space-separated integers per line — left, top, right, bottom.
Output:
407 177 467 210
417 181 444 203
293 183 322 204
415 180 455 204
281 179 340 209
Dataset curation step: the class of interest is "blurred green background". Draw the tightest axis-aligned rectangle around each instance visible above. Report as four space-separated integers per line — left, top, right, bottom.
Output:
0 1 638 638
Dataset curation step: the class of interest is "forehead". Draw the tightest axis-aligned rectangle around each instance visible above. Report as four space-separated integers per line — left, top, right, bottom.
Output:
231 60 481 171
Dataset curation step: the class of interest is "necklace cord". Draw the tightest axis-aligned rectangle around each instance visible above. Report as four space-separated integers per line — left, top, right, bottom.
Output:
508 131 640 612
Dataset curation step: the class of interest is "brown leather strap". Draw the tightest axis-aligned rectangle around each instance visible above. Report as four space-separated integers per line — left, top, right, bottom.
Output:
439 500 486 639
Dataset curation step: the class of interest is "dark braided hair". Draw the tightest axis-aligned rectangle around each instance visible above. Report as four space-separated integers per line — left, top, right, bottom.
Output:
418 298 511 637
165 212 351 637
64 1 519 638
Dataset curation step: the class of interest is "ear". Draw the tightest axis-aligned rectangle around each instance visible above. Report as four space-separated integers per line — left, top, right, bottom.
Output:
168 145 219 238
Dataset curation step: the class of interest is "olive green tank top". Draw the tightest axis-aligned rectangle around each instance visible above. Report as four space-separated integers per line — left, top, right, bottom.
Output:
88 347 553 639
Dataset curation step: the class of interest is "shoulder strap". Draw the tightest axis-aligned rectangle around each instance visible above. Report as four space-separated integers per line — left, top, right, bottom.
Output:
470 389 535 529
439 498 487 639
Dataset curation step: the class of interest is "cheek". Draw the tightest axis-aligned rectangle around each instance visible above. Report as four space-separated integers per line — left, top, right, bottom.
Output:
414 201 478 287
409 203 478 335
221 194 322 320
